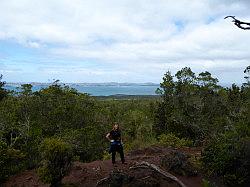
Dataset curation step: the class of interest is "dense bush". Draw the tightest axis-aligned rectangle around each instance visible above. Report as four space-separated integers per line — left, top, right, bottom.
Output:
154 68 227 143
155 66 250 186
60 126 107 162
158 133 192 148
161 150 198 176
201 67 249 187
0 79 157 184
0 141 25 182
0 66 249 187
0 74 9 101
202 126 250 187
38 138 73 187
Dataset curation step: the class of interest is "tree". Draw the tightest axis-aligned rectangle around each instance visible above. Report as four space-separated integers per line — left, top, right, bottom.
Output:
20 84 33 96
154 71 174 135
197 71 219 89
243 66 250 88
0 74 8 101
175 67 196 84
154 67 227 142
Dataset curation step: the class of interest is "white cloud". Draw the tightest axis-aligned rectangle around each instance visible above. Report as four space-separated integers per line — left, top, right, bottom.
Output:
0 0 249 83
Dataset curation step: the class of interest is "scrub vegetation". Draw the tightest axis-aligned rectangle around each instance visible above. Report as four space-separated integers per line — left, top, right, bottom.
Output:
0 66 249 187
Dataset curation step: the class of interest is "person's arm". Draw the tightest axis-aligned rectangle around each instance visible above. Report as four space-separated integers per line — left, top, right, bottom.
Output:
106 133 111 141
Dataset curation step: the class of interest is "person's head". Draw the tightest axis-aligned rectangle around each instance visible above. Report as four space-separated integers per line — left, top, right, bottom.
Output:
113 122 119 130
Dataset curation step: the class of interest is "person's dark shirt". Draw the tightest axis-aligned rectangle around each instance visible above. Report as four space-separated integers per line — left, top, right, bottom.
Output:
109 130 121 141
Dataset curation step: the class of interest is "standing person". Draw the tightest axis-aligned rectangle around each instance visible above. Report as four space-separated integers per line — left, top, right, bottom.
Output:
106 123 126 165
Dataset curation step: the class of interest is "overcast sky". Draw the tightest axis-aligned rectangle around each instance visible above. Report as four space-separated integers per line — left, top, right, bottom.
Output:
0 0 249 83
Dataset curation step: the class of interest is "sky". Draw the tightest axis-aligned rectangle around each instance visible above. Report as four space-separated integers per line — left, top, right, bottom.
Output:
0 0 250 84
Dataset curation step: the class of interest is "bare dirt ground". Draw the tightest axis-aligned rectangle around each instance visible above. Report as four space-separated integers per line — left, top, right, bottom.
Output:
3 146 203 187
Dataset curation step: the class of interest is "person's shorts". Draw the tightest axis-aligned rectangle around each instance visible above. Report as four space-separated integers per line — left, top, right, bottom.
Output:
109 141 123 153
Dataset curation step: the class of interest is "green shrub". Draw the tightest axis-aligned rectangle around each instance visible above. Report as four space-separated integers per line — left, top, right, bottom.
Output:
60 126 106 162
158 133 193 148
160 150 198 176
102 150 111 160
38 138 73 187
124 137 157 153
202 179 217 187
0 141 25 182
202 131 250 187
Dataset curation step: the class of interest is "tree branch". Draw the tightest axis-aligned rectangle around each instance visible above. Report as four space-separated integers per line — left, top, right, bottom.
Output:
224 16 250 30
130 161 187 187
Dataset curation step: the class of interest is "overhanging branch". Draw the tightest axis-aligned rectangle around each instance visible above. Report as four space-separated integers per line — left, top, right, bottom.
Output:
224 16 250 30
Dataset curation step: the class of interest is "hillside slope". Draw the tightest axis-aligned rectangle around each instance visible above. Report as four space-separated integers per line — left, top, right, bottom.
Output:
4 146 203 187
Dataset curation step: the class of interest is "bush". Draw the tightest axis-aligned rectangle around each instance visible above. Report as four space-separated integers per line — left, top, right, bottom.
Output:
102 150 111 160
60 126 106 162
38 138 73 187
0 141 25 182
158 133 193 148
202 179 217 187
160 150 198 176
202 131 250 187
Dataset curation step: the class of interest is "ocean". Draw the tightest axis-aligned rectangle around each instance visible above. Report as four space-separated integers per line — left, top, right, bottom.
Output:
4 84 160 96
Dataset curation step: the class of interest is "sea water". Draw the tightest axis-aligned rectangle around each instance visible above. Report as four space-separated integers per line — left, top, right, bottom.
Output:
4 84 160 96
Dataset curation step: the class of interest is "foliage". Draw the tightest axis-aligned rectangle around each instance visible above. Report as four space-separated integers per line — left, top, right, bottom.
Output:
121 108 156 151
201 127 250 187
158 133 192 148
0 81 157 183
102 150 111 160
0 141 26 182
38 138 73 187
156 66 250 186
0 66 249 187
60 126 107 162
202 179 217 187
0 74 8 101
160 150 198 176
154 67 226 143
124 136 157 153
201 66 250 186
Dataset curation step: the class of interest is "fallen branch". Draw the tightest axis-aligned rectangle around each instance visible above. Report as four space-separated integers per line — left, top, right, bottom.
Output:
96 176 110 186
129 161 187 187
224 16 250 30
96 161 187 187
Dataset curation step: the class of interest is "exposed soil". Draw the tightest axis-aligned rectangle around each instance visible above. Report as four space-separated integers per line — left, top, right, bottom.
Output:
3 146 203 187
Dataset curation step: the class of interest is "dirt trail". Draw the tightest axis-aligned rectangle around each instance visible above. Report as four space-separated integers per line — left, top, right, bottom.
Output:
4 146 203 187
